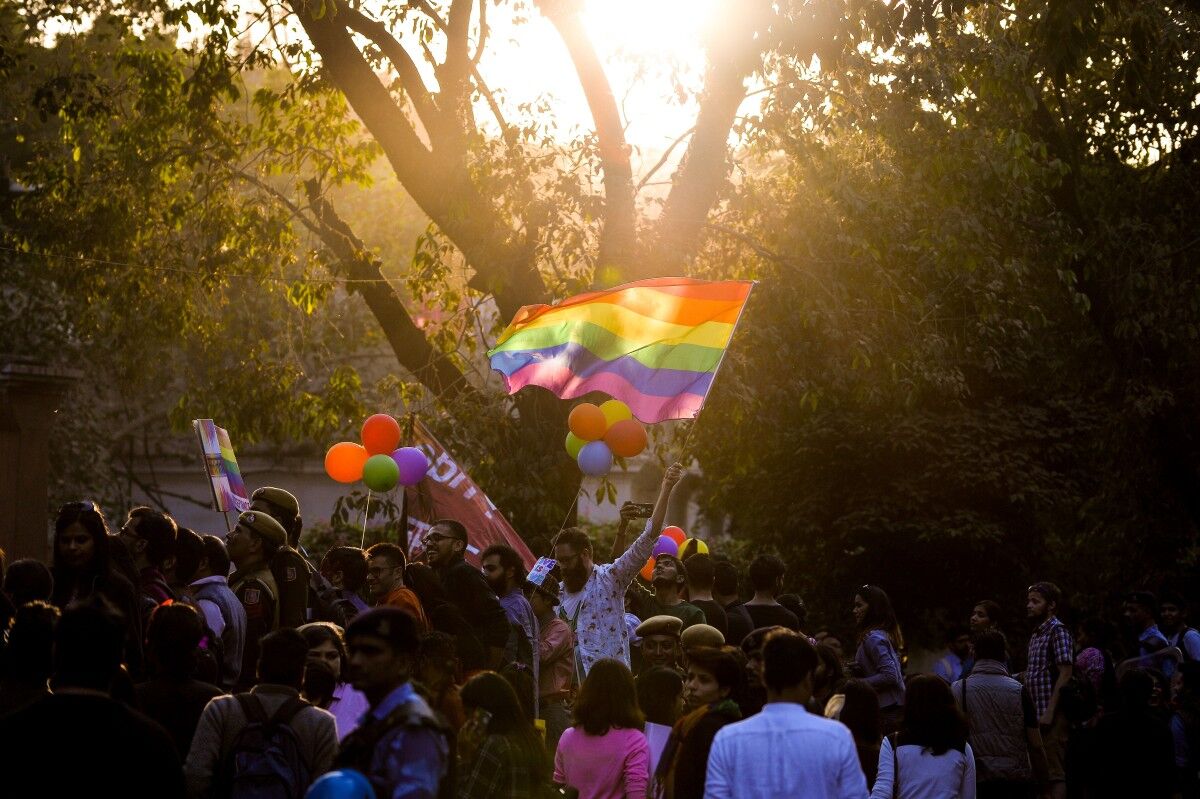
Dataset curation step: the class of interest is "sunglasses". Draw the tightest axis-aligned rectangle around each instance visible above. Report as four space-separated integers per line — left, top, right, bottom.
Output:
60 500 98 514
422 534 454 545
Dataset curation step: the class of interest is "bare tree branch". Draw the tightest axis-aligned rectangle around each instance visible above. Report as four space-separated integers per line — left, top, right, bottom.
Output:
303 180 481 401
637 126 695 192
338 4 449 143
536 0 636 274
653 0 772 271
290 0 545 317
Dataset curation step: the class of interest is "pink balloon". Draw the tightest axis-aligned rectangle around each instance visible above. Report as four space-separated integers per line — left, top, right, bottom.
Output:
391 446 430 486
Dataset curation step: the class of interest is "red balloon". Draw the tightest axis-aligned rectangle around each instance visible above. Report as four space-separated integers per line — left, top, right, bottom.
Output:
325 442 369 483
662 526 686 545
361 414 401 455
604 419 648 458
640 556 656 582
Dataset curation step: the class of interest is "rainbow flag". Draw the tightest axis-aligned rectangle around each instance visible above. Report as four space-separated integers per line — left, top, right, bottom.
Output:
488 278 754 423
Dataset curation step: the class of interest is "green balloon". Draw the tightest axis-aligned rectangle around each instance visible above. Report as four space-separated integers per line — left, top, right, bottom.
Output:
362 453 399 492
565 432 586 459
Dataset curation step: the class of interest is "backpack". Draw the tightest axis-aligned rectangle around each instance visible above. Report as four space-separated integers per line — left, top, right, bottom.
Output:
173 594 225 687
218 694 312 799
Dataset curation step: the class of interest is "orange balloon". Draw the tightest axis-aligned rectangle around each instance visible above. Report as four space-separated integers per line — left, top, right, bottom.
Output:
640 556 656 582
361 414 401 455
662 526 686 545
604 419 648 458
568 403 607 441
325 442 369 483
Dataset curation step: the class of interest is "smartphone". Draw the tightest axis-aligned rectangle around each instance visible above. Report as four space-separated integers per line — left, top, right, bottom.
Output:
625 502 655 517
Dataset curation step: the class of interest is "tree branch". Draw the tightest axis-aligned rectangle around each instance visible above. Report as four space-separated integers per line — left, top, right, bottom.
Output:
653 0 772 272
338 4 448 144
536 0 637 275
303 180 479 401
290 0 545 318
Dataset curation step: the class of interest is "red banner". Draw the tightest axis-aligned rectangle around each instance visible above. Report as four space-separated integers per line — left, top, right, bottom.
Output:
404 420 533 568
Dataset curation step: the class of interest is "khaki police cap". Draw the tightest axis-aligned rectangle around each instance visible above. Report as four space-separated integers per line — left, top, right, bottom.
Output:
236 510 287 547
636 615 683 639
251 486 300 518
680 623 725 650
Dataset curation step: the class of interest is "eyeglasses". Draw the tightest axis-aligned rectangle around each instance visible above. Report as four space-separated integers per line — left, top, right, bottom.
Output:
59 500 98 514
422 534 453 545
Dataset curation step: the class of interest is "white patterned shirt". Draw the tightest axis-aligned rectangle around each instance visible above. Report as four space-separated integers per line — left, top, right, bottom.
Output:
558 519 658 677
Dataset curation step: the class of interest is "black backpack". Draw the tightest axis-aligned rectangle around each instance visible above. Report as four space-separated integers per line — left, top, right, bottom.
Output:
218 694 312 799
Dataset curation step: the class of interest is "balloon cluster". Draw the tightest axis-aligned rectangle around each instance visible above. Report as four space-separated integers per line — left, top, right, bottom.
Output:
639 526 710 581
565 399 648 477
324 414 430 493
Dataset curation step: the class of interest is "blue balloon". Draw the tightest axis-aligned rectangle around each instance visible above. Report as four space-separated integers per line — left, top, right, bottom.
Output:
577 440 614 476
306 769 376 799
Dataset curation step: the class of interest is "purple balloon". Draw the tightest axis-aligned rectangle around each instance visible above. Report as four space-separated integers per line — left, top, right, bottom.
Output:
651 535 679 558
577 441 613 476
391 446 430 486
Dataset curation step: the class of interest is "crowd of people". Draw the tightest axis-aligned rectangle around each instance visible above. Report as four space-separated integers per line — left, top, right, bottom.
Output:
0 463 1197 798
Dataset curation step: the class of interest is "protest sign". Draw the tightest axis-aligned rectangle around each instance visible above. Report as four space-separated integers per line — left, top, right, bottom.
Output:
193 419 250 514
404 420 534 567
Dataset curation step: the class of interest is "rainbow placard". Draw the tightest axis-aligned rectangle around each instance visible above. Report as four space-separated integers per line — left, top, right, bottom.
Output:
193 419 250 513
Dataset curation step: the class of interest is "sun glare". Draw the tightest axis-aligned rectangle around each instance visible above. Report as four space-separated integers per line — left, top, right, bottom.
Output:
580 0 720 61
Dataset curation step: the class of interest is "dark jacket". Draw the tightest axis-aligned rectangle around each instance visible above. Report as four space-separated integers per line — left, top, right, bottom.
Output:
655 700 742 799
435 558 510 651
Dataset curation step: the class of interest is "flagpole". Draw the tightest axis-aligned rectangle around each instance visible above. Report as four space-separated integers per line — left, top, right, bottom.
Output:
680 281 756 457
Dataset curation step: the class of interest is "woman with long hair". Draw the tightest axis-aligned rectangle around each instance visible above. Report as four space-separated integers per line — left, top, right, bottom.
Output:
457 671 548 798
653 647 743 798
852 585 905 733
970 600 1002 634
297 622 370 740
871 675 976 799
554 658 650 799
839 679 883 789
50 501 143 676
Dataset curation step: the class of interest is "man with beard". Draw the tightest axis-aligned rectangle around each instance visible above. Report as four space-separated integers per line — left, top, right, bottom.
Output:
480 543 539 711
631 553 706 630
552 463 685 678
420 519 509 668
364 542 429 632
1024 581 1074 799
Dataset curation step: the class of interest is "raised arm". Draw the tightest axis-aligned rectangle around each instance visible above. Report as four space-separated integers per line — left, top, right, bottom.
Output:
611 463 685 587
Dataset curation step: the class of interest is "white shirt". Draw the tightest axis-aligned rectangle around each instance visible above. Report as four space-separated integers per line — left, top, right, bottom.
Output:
870 738 976 799
705 702 867 799
188 575 227 637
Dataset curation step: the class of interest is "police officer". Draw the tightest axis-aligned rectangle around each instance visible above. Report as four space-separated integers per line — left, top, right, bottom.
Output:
636 615 684 676
226 510 286 689
337 607 451 798
248 487 312 629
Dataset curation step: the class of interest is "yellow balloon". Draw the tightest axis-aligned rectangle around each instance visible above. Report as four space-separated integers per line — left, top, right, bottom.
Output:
599 399 633 428
680 538 709 558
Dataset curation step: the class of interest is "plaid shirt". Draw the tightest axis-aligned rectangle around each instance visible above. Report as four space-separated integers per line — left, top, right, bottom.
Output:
1025 616 1073 717
457 734 537 799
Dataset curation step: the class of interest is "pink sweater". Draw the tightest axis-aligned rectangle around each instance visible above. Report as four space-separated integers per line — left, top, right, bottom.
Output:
553 726 650 799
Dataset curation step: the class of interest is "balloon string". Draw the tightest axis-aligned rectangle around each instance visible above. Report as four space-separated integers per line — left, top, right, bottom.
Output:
360 490 372 549
553 486 583 543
